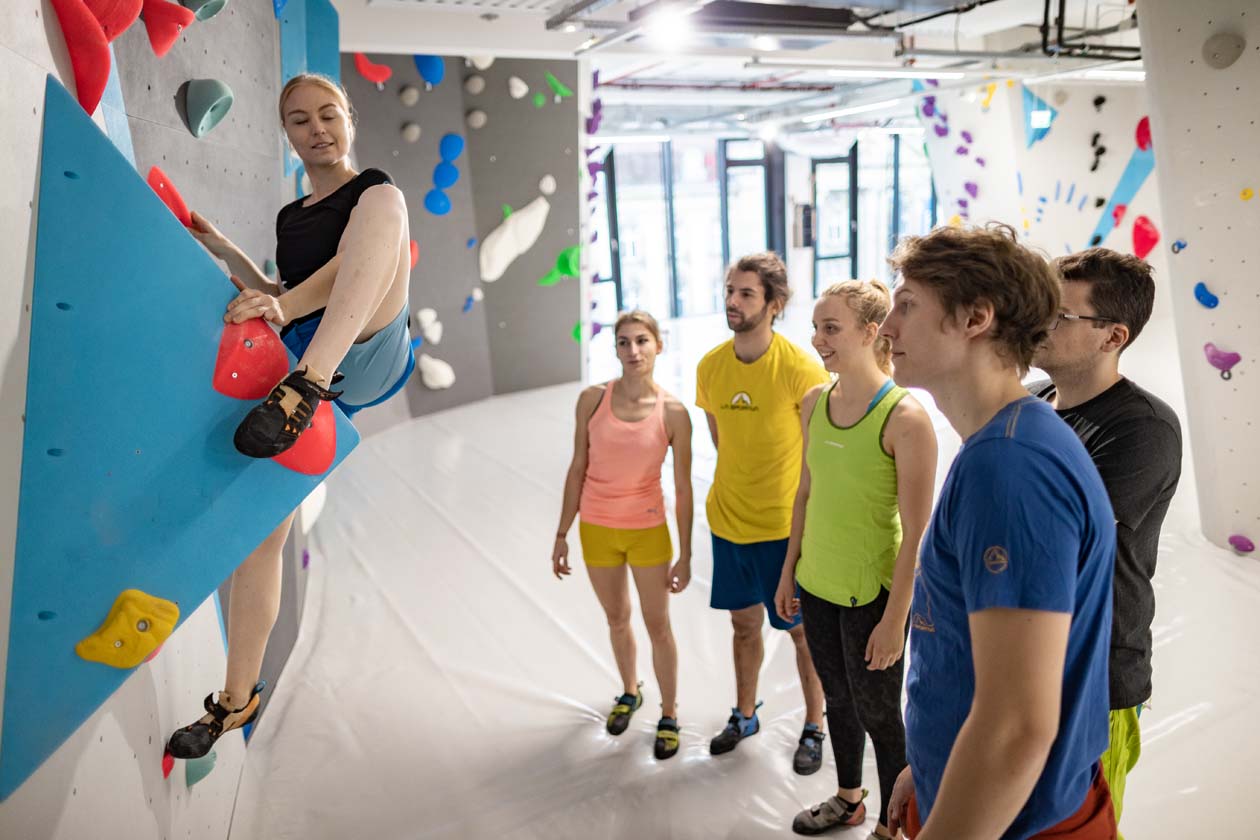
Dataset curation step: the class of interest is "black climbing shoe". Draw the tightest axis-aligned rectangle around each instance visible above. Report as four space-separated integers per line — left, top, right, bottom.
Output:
167 681 265 759
233 367 342 458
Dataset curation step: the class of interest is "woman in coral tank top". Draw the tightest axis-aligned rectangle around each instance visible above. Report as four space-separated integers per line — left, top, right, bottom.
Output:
553 310 694 760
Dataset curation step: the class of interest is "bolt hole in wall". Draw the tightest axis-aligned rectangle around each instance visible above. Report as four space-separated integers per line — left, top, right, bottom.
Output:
587 131 936 373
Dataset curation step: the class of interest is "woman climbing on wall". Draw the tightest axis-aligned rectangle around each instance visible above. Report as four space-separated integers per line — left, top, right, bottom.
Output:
166 73 412 759
552 311 694 760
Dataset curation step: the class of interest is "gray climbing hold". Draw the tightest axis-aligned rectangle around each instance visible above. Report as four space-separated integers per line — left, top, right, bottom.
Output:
180 0 227 21
464 75 486 95
1203 32 1246 69
399 85 420 106
508 77 529 99
186 79 234 138
470 56 495 71
466 110 488 130
402 122 422 143
539 174 557 195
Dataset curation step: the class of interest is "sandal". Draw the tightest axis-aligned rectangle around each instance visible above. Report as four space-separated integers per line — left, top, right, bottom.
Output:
234 367 342 458
167 681 265 759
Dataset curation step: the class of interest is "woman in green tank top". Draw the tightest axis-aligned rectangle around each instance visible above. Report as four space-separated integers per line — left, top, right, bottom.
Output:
773 280 938 839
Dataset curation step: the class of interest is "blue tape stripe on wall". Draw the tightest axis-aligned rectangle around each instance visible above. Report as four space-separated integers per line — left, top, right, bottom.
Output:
1085 144 1156 249
0 76 359 801
99 46 136 168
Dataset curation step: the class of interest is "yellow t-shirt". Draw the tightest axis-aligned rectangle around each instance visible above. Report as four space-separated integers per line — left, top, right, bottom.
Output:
696 333 830 543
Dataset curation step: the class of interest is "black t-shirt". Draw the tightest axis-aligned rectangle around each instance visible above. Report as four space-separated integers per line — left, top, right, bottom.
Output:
1030 377 1182 709
275 168 394 333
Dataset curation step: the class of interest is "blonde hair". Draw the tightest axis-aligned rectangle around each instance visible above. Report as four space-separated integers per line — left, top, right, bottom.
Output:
278 73 354 125
819 280 893 374
614 310 662 346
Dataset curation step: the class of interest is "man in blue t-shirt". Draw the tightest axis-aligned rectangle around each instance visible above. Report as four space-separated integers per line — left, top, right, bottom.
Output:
881 224 1117 840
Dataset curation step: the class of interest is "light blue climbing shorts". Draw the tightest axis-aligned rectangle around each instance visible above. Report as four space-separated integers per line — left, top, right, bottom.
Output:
281 303 411 412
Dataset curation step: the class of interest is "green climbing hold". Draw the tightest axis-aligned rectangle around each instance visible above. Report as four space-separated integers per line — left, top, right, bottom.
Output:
263 258 277 278
533 93 547 108
571 320 582 342
181 0 228 21
544 72 574 99
537 245 580 287
537 268 562 287
502 203 513 219
186 78 234 138
185 749 217 788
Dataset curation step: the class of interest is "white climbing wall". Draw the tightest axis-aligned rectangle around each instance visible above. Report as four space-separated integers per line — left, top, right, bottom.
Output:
1139 0 1259 553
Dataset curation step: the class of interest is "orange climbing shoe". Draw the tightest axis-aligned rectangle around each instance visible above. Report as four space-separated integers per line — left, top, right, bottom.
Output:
233 367 341 458
167 682 264 759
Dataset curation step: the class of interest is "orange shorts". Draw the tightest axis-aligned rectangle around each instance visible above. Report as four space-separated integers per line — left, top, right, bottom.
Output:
903 766 1116 839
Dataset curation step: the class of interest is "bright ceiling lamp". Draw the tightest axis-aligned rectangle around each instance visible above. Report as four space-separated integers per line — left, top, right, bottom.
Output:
645 4 697 50
800 98 903 123
752 35 780 51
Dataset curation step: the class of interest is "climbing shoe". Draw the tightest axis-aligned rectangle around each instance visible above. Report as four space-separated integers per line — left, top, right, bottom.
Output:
606 683 644 735
793 723 826 775
792 790 868 835
167 681 265 759
709 701 762 755
654 717 680 760
233 367 342 458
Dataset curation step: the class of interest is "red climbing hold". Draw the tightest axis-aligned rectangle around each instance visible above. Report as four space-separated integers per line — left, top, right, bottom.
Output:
1132 215 1160 259
146 166 193 227
409 240 419 270
49 0 113 114
212 319 290 400
83 0 142 41
1111 204 1127 226
1135 116 1152 151
353 53 393 86
140 0 194 58
143 642 165 664
162 750 175 779
272 400 336 476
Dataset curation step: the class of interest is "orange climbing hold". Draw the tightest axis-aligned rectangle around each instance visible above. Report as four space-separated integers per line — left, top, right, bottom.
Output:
146 165 193 227
272 399 337 476
409 240 419 270
75 589 179 669
353 53 393 86
140 0 194 57
212 318 290 401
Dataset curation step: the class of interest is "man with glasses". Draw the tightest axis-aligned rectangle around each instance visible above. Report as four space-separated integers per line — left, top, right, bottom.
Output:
1031 248 1182 838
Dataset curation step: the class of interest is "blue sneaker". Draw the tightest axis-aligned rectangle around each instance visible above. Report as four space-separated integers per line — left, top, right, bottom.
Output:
793 723 826 775
709 702 762 755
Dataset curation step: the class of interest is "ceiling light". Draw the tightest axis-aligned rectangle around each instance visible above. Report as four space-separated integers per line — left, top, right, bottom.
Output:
563 23 578 33
753 35 779 51
800 98 902 124
645 4 694 50
823 68 966 80
734 113 747 121
758 123 781 142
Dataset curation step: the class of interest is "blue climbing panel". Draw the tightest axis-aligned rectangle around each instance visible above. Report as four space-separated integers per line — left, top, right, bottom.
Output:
0 76 359 800
279 0 340 176
1022 85 1058 149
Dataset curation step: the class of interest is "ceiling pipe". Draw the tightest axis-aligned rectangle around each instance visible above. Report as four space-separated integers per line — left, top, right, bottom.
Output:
545 0 620 31
1041 0 1141 61
602 80 838 93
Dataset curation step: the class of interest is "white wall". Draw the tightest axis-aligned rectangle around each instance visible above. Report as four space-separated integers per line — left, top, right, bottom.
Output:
1139 0 1259 552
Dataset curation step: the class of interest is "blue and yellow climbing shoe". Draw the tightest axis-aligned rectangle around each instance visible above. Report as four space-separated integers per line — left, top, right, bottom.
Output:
606 683 644 735
654 717 680 760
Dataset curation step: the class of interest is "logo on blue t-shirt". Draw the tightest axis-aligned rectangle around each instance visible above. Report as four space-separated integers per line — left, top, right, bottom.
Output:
983 545 1009 574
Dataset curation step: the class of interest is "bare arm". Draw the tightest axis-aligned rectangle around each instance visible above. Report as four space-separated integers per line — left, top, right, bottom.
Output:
665 399 694 561
552 387 602 579
776 385 822 621
915 608 1070 840
705 412 719 448
870 399 938 657
189 210 277 292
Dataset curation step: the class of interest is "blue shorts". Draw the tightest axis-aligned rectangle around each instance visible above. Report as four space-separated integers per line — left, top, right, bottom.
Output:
281 304 413 416
710 534 799 630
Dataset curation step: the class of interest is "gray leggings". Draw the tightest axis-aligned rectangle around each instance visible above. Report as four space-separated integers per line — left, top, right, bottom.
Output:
799 586 908 827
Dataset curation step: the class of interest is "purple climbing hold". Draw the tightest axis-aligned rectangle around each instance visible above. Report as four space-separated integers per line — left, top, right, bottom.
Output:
955 145 969 156
1229 534 1255 554
964 182 979 199
587 160 605 178
975 157 986 167
958 198 969 208
591 322 603 338
301 549 310 569
1204 342 1242 379
586 190 599 201
927 79 940 88
933 124 949 138
590 230 599 243
592 70 601 88
961 130 973 144
922 100 936 118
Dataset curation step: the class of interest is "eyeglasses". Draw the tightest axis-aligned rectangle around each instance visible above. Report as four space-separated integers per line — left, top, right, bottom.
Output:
1048 312 1117 331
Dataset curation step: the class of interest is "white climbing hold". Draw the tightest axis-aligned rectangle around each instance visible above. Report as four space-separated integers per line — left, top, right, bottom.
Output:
464 75 485 95
508 76 528 99
471 287 485 302
470 55 495 71
423 319 444 345
479 195 551 282
466 109 488 130
539 174 557 195
399 85 420 106
416 307 438 328
401 122 422 143
299 481 327 537
418 354 456 389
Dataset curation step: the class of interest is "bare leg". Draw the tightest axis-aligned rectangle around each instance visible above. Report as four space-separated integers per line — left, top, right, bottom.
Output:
630 563 677 718
297 189 410 387
586 564 638 696
789 623 826 729
731 605 764 717
222 511 297 706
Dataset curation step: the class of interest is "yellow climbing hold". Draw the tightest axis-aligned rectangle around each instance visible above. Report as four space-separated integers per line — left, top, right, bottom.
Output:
947 214 963 227
1023 218 1031 230
981 82 997 110
1242 188 1254 201
75 589 179 669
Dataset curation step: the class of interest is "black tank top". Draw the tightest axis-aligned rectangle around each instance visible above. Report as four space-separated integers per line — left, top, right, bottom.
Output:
275 168 394 333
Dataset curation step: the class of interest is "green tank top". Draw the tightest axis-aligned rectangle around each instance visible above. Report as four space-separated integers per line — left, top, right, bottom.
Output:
796 379 907 607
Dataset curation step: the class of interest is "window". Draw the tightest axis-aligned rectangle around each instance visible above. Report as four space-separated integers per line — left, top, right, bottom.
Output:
812 149 856 295
610 143 673 319
669 137 723 316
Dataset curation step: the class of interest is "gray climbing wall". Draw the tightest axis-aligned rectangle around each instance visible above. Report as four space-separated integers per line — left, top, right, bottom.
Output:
1139 0 1259 554
464 59 582 395
339 53 495 433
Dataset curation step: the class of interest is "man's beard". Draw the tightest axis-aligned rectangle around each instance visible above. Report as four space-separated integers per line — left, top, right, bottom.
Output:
728 304 770 333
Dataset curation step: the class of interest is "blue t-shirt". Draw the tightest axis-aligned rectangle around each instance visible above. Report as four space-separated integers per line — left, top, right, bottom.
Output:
905 397 1115 839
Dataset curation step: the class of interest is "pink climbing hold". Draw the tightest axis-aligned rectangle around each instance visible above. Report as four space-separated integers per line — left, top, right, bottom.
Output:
1135 116 1152 151
353 53 392 86
1131 215 1159 259
1112 204 1127 226
1228 534 1255 554
1204 342 1242 378
162 750 174 779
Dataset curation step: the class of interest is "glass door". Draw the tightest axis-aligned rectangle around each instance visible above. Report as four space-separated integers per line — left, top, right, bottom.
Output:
812 144 858 295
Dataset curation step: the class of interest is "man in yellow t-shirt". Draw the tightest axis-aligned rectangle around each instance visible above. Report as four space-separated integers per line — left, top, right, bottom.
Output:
696 252 830 773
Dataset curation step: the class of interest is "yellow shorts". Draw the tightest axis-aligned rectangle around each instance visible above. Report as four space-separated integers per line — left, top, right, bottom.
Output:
579 520 672 568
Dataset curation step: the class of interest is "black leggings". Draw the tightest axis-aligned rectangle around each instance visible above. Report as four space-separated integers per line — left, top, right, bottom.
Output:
800 586 908 827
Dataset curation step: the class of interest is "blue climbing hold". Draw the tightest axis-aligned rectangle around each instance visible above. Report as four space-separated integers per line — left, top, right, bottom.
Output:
433 162 459 189
1194 282 1219 309
410 335 424 350
273 0 287 17
462 295 474 313
438 133 465 162
466 237 477 249
414 55 445 87
424 189 451 216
